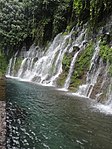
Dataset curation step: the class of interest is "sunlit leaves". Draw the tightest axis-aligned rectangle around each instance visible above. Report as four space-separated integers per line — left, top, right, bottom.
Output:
73 0 112 24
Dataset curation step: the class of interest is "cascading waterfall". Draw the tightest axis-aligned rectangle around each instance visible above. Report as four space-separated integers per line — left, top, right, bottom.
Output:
12 57 17 76
106 79 112 105
6 23 112 112
17 45 44 79
95 62 110 101
26 32 73 85
77 41 102 97
7 58 13 76
17 58 28 78
64 51 79 90
6 26 100 91
7 51 18 76
94 79 112 115
63 28 87 90
7 30 76 86
6 26 87 86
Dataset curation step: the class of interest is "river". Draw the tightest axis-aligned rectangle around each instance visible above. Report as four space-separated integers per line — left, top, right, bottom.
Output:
6 79 112 149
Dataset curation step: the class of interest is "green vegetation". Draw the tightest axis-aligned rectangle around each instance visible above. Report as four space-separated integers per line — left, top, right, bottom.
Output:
57 42 94 89
57 52 73 87
0 0 26 49
0 0 73 51
99 32 112 76
0 50 7 76
0 0 112 53
57 73 68 87
70 42 94 91
100 44 112 63
63 53 73 72
73 0 112 26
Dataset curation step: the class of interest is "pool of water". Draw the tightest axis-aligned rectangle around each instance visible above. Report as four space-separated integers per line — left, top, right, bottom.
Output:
6 79 112 149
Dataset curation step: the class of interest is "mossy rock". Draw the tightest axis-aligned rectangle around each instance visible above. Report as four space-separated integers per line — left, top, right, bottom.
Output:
62 53 73 72
56 72 68 87
69 41 94 90
14 57 23 75
69 79 81 92
100 43 112 64
108 65 112 76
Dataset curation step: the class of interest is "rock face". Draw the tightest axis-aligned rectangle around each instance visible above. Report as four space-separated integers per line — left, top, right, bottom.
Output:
0 76 6 149
0 77 5 101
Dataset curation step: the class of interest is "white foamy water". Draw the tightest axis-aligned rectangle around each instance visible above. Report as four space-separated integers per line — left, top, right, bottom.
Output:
93 103 112 115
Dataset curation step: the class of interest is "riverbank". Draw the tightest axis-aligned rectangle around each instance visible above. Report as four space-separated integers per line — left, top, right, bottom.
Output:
0 76 6 149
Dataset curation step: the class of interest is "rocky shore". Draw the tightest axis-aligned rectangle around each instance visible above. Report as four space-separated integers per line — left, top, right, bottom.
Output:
0 76 6 149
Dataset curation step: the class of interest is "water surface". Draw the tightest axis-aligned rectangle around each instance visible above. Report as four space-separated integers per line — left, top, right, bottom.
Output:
6 79 112 149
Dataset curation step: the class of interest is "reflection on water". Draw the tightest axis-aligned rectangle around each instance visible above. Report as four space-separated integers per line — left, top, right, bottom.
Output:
6 79 112 149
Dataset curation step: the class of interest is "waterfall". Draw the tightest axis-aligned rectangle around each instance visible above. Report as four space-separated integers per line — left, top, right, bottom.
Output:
7 58 13 76
64 51 79 90
6 23 112 108
77 41 102 97
7 30 77 86
63 28 87 90
12 58 16 76
5 16 112 116
6 51 18 76
17 45 44 79
17 58 28 78
106 78 112 105
27 33 70 85
93 79 112 115
6 26 87 87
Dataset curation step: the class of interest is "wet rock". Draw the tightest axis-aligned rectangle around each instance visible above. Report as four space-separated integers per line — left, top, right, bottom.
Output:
90 64 111 103
0 77 6 149
0 101 6 149
0 77 6 101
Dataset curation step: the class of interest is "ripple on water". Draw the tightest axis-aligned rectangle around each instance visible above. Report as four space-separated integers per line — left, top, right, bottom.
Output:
6 79 112 149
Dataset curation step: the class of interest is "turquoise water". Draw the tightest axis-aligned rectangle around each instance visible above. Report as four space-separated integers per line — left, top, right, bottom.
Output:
6 79 112 149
